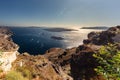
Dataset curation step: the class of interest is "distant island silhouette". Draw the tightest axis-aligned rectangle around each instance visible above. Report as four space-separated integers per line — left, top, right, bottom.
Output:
81 26 109 29
43 28 78 32
51 36 64 40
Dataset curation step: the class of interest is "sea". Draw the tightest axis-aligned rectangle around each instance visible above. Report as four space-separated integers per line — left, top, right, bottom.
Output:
9 27 106 55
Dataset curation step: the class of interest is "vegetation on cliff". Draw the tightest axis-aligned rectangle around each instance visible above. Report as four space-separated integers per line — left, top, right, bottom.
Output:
71 26 120 80
93 43 120 80
5 70 28 80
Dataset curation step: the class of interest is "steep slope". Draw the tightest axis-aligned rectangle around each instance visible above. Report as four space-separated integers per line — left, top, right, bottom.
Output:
13 53 72 80
71 26 120 80
0 27 19 72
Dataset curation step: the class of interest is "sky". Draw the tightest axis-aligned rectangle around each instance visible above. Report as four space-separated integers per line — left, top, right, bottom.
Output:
0 0 120 27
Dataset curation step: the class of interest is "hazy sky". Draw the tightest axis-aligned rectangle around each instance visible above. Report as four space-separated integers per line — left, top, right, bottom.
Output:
0 0 120 27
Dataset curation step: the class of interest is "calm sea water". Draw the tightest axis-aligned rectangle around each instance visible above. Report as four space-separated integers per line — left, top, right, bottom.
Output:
10 27 103 55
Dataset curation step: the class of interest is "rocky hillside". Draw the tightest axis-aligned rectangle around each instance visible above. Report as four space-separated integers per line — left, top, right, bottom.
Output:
0 27 18 51
71 26 120 80
12 53 72 80
0 26 120 80
83 26 120 45
44 47 76 75
0 27 19 72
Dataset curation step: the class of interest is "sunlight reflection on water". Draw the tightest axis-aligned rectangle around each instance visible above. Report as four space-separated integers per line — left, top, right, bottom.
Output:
10 27 105 54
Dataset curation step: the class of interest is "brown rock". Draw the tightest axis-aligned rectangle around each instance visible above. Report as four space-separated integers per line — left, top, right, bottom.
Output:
44 47 76 75
13 54 73 80
83 26 120 45
70 45 103 80
0 27 19 51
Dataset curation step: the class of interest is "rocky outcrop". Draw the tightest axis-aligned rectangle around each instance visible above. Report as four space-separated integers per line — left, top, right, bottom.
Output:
70 45 104 80
12 53 72 80
71 26 120 80
0 27 18 51
44 47 76 75
0 27 19 71
83 26 120 45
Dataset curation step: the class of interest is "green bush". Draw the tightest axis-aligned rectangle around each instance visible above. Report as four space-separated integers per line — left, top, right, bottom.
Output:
16 66 32 80
5 71 28 80
93 43 120 80
4 66 32 80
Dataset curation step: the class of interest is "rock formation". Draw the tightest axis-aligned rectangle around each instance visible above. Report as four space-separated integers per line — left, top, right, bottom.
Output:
12 53 72 80
83 26 120 45
70 45 102 80
44 47 76 75
71 26 120 80
0 27 19 72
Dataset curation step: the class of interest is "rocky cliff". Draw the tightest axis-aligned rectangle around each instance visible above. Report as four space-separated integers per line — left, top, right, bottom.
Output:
71 26 120 80
44 47 76 75
0 27 19 72
0 26 120 80
12 53 72 80
83 26 120 45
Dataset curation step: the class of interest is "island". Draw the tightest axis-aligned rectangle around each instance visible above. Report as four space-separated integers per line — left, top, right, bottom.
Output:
51 36 64 40
81 26 109 29
43 28 78 32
